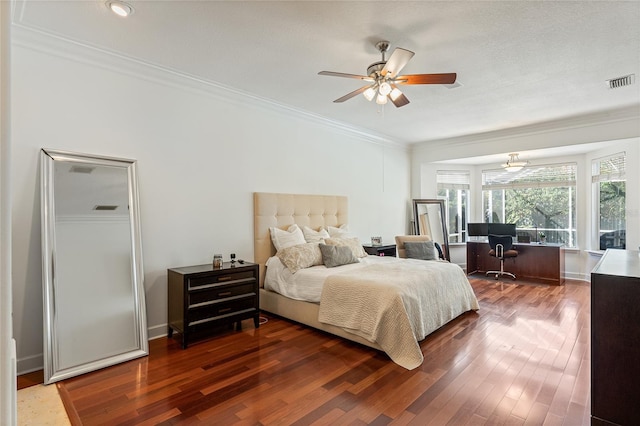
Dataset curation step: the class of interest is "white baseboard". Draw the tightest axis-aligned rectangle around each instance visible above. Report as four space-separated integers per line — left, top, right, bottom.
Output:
147 324 168 340
16 353 43 376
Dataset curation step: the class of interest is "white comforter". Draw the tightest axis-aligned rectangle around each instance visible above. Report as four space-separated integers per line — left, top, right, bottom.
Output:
265 255 480 369
265 255 399 302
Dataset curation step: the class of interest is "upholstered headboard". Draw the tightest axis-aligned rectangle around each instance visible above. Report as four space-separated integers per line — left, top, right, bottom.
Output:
253 192 348 286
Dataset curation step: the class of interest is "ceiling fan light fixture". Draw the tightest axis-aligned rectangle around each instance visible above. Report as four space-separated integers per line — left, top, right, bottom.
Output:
376 93 388 105
502 153 528 172
389 87 403 101
363 87 376 101
378 82 392 96
106 0 134 17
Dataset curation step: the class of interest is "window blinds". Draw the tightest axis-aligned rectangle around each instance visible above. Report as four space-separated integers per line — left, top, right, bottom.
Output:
437 170 470 191
482 163 577 190
592 152 626 183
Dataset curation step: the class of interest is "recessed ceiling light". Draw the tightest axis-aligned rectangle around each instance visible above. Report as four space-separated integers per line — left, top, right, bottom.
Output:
106 0 134 17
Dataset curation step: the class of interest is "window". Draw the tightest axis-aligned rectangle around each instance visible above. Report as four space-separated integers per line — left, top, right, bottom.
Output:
592 153 626 250
437 170 470 243
482 163 577 247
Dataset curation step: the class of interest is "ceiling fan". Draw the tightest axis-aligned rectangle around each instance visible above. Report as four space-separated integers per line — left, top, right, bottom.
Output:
318 41 456 108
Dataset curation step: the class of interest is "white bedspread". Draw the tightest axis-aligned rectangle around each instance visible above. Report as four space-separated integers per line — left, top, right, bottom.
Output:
264 255 479 369
265 255 436 302
318 261 479 369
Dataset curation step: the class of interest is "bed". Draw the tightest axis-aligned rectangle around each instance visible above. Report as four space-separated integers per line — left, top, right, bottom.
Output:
254 192 479 369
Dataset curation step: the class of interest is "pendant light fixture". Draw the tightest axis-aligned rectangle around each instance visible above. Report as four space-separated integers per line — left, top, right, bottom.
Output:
502 153 528 172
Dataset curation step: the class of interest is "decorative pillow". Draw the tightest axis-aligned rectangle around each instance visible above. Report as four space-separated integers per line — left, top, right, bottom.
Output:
324 237 368 258
404 241 438 261
276 243 323 273
302 226 330 243
269 224 305 251
325 224 353 238
319 244 359 268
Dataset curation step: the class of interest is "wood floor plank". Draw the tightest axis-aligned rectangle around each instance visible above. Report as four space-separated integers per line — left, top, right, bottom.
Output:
47 277 591 425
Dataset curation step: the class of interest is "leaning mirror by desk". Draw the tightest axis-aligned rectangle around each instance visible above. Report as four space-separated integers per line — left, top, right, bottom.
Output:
40 149 148 384
413 199 450 261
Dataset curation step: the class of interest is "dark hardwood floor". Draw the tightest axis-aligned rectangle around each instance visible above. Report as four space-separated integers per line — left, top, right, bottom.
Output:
46 277 591 425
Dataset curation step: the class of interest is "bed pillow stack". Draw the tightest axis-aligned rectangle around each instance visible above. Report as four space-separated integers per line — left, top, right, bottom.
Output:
323 237 368 258
270 224 367 273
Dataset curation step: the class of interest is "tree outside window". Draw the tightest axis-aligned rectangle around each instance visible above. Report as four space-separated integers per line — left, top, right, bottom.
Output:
593 153 626 250
437 170 470 243
482 163 577 247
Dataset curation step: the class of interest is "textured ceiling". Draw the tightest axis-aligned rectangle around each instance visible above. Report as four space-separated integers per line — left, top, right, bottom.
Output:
12 0 640 145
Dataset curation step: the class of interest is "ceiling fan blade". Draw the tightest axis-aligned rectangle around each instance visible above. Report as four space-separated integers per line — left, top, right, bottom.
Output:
398 73 457 85
333 85 371 103
388 83 410 107
390 93 410 108
381 48 415 78
319 71 373 81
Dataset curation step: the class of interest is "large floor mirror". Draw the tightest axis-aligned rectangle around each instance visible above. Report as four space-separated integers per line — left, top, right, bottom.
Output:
40 149 148 384
413 199 450 261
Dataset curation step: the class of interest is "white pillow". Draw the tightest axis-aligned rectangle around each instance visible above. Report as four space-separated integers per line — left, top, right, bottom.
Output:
325 224 353 238
302 226 330 243
269 224 305 251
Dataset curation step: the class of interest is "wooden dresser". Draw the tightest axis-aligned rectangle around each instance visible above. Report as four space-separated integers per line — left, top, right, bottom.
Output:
168 262 259 348
591 249 640 425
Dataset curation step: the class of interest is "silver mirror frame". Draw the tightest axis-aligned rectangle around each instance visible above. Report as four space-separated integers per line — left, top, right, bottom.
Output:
40 148 148 384
412 198 450 262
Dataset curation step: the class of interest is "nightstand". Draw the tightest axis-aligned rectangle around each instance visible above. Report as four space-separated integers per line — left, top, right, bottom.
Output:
167 261 259 348
362 244 397 257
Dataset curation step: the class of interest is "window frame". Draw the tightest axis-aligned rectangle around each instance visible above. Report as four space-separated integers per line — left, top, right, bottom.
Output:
437 170 470 243
592 152 626 250
481 162 577 247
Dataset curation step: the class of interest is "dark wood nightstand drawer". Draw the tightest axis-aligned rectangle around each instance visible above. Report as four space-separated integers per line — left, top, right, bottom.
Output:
188 282 256 306
188 295 257 324
188 270 256 289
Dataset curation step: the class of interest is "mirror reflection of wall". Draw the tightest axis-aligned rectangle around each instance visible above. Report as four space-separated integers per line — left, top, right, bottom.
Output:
41 149 148 384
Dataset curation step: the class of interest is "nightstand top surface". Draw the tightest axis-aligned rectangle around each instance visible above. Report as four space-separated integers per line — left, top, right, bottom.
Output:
169 261 256 275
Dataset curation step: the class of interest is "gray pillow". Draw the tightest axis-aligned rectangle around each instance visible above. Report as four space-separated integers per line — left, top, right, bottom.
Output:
319 243 359 268
404 241 437 260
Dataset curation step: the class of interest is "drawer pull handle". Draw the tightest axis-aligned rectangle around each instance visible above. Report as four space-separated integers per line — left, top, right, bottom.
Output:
218 276 232 282
219 308 231 313
218 292 232 297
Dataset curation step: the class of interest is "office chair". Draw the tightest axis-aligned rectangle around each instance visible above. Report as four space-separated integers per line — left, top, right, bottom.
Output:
486 234 518 280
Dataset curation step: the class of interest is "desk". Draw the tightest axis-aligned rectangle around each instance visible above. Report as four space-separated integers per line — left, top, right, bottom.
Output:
466 241 565 285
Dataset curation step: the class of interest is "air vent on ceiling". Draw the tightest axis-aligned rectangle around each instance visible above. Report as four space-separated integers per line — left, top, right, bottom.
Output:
69 165 95 174
606 74 635 89
93 205 118 211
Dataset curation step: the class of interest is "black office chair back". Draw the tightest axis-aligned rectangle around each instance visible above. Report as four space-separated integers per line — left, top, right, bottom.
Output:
488 234 514 253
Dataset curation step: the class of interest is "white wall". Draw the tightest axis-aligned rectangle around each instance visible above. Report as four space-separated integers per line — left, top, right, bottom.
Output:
1 1 17 423
413 132 640 281
11 34 410 373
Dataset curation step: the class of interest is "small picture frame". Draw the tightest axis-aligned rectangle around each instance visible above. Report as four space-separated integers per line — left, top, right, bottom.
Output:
371 236 382 246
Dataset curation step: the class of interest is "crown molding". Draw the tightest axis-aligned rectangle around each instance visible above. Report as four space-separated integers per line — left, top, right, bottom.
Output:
413 104 640 151
11 24 409 151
